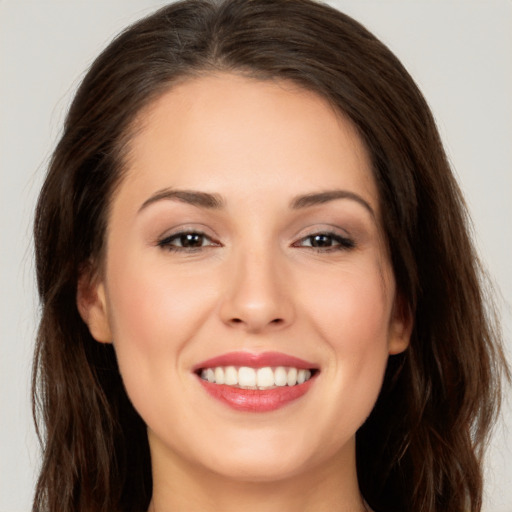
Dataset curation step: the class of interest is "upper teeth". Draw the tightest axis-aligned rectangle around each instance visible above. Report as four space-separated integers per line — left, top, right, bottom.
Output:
200 366 313 389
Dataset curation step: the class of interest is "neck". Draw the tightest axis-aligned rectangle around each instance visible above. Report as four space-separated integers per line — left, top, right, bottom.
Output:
147 434 367 512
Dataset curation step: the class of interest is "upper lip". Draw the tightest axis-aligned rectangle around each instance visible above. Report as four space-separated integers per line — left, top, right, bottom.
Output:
193 351 319 372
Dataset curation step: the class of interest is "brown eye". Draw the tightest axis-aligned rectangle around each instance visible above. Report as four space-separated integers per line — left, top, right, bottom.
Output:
310 234 335 247
157 231 219 252
295 232 355 251
178 233 205 247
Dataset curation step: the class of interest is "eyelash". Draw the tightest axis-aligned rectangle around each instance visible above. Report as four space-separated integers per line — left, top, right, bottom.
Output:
293 232 355 252
157 231 219 252
157 230 355 253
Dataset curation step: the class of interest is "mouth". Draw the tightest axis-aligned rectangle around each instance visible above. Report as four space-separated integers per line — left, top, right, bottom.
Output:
196 365 317 389
193 351 319 412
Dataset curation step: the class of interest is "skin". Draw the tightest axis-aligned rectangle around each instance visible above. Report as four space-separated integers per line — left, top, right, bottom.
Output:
79 73 411 512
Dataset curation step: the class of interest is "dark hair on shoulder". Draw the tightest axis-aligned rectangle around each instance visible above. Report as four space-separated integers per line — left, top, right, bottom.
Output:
32 1 509 511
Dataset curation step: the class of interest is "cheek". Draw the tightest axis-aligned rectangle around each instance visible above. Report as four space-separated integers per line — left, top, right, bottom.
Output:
304 265 392 351
104 257 219 390
300 265 392 409
103 258 223 433
107 256 216 341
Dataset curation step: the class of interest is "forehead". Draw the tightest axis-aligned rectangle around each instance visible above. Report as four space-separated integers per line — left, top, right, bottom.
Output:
117 73 378 213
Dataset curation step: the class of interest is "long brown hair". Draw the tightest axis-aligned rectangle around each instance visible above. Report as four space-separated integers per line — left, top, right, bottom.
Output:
32 1 509 511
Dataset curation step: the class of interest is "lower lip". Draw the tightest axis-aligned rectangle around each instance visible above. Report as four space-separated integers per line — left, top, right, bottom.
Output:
197 375 316 412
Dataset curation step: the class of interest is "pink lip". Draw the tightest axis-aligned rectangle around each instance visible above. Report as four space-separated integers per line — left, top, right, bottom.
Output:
198 378 316 412
193 351 318 372
193 351 319 413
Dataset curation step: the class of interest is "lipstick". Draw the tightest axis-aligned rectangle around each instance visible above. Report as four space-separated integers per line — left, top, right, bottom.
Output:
193 351 317 372
194 351 319 412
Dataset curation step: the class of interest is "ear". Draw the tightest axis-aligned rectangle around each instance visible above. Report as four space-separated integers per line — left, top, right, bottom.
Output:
77 267 112 344
388 295 413 355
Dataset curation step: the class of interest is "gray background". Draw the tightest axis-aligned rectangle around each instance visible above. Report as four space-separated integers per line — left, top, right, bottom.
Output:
1 1 511 511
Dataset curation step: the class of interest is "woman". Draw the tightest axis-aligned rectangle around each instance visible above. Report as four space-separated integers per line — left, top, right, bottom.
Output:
32 1 509 511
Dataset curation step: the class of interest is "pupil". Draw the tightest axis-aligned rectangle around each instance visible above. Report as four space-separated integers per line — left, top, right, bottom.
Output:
311 234 332 247
181 233 203 247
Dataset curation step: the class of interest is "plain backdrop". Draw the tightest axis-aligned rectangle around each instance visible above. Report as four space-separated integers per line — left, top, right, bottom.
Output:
1 1 511 511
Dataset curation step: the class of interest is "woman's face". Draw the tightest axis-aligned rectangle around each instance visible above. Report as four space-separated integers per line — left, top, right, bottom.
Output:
81 73 410 483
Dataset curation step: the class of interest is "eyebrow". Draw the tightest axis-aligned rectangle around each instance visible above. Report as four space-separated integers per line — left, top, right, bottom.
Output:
139 188 225 212
138 187 374 217
290 190 375 217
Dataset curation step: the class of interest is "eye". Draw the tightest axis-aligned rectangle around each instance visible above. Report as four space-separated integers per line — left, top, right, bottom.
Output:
294 232 355 251
157 231 220 252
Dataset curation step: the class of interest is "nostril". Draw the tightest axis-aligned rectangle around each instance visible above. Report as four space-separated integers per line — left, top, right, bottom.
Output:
225 316 287 330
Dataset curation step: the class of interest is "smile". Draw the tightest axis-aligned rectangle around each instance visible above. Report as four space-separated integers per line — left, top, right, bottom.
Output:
194 351 319 412
199 366 313 389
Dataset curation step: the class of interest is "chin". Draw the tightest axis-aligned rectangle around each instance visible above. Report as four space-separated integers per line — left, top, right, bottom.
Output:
206 451 312 483
194 429 335 484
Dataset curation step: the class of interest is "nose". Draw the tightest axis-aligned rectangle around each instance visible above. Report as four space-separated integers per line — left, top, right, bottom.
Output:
219 248 295 333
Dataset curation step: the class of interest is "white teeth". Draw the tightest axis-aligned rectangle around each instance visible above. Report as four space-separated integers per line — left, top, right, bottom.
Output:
214 367 225 385
256 367 275 388
224 366 238 385
274 366 288 387
199 365 314 388
238 367 257 387
287 367 297 386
